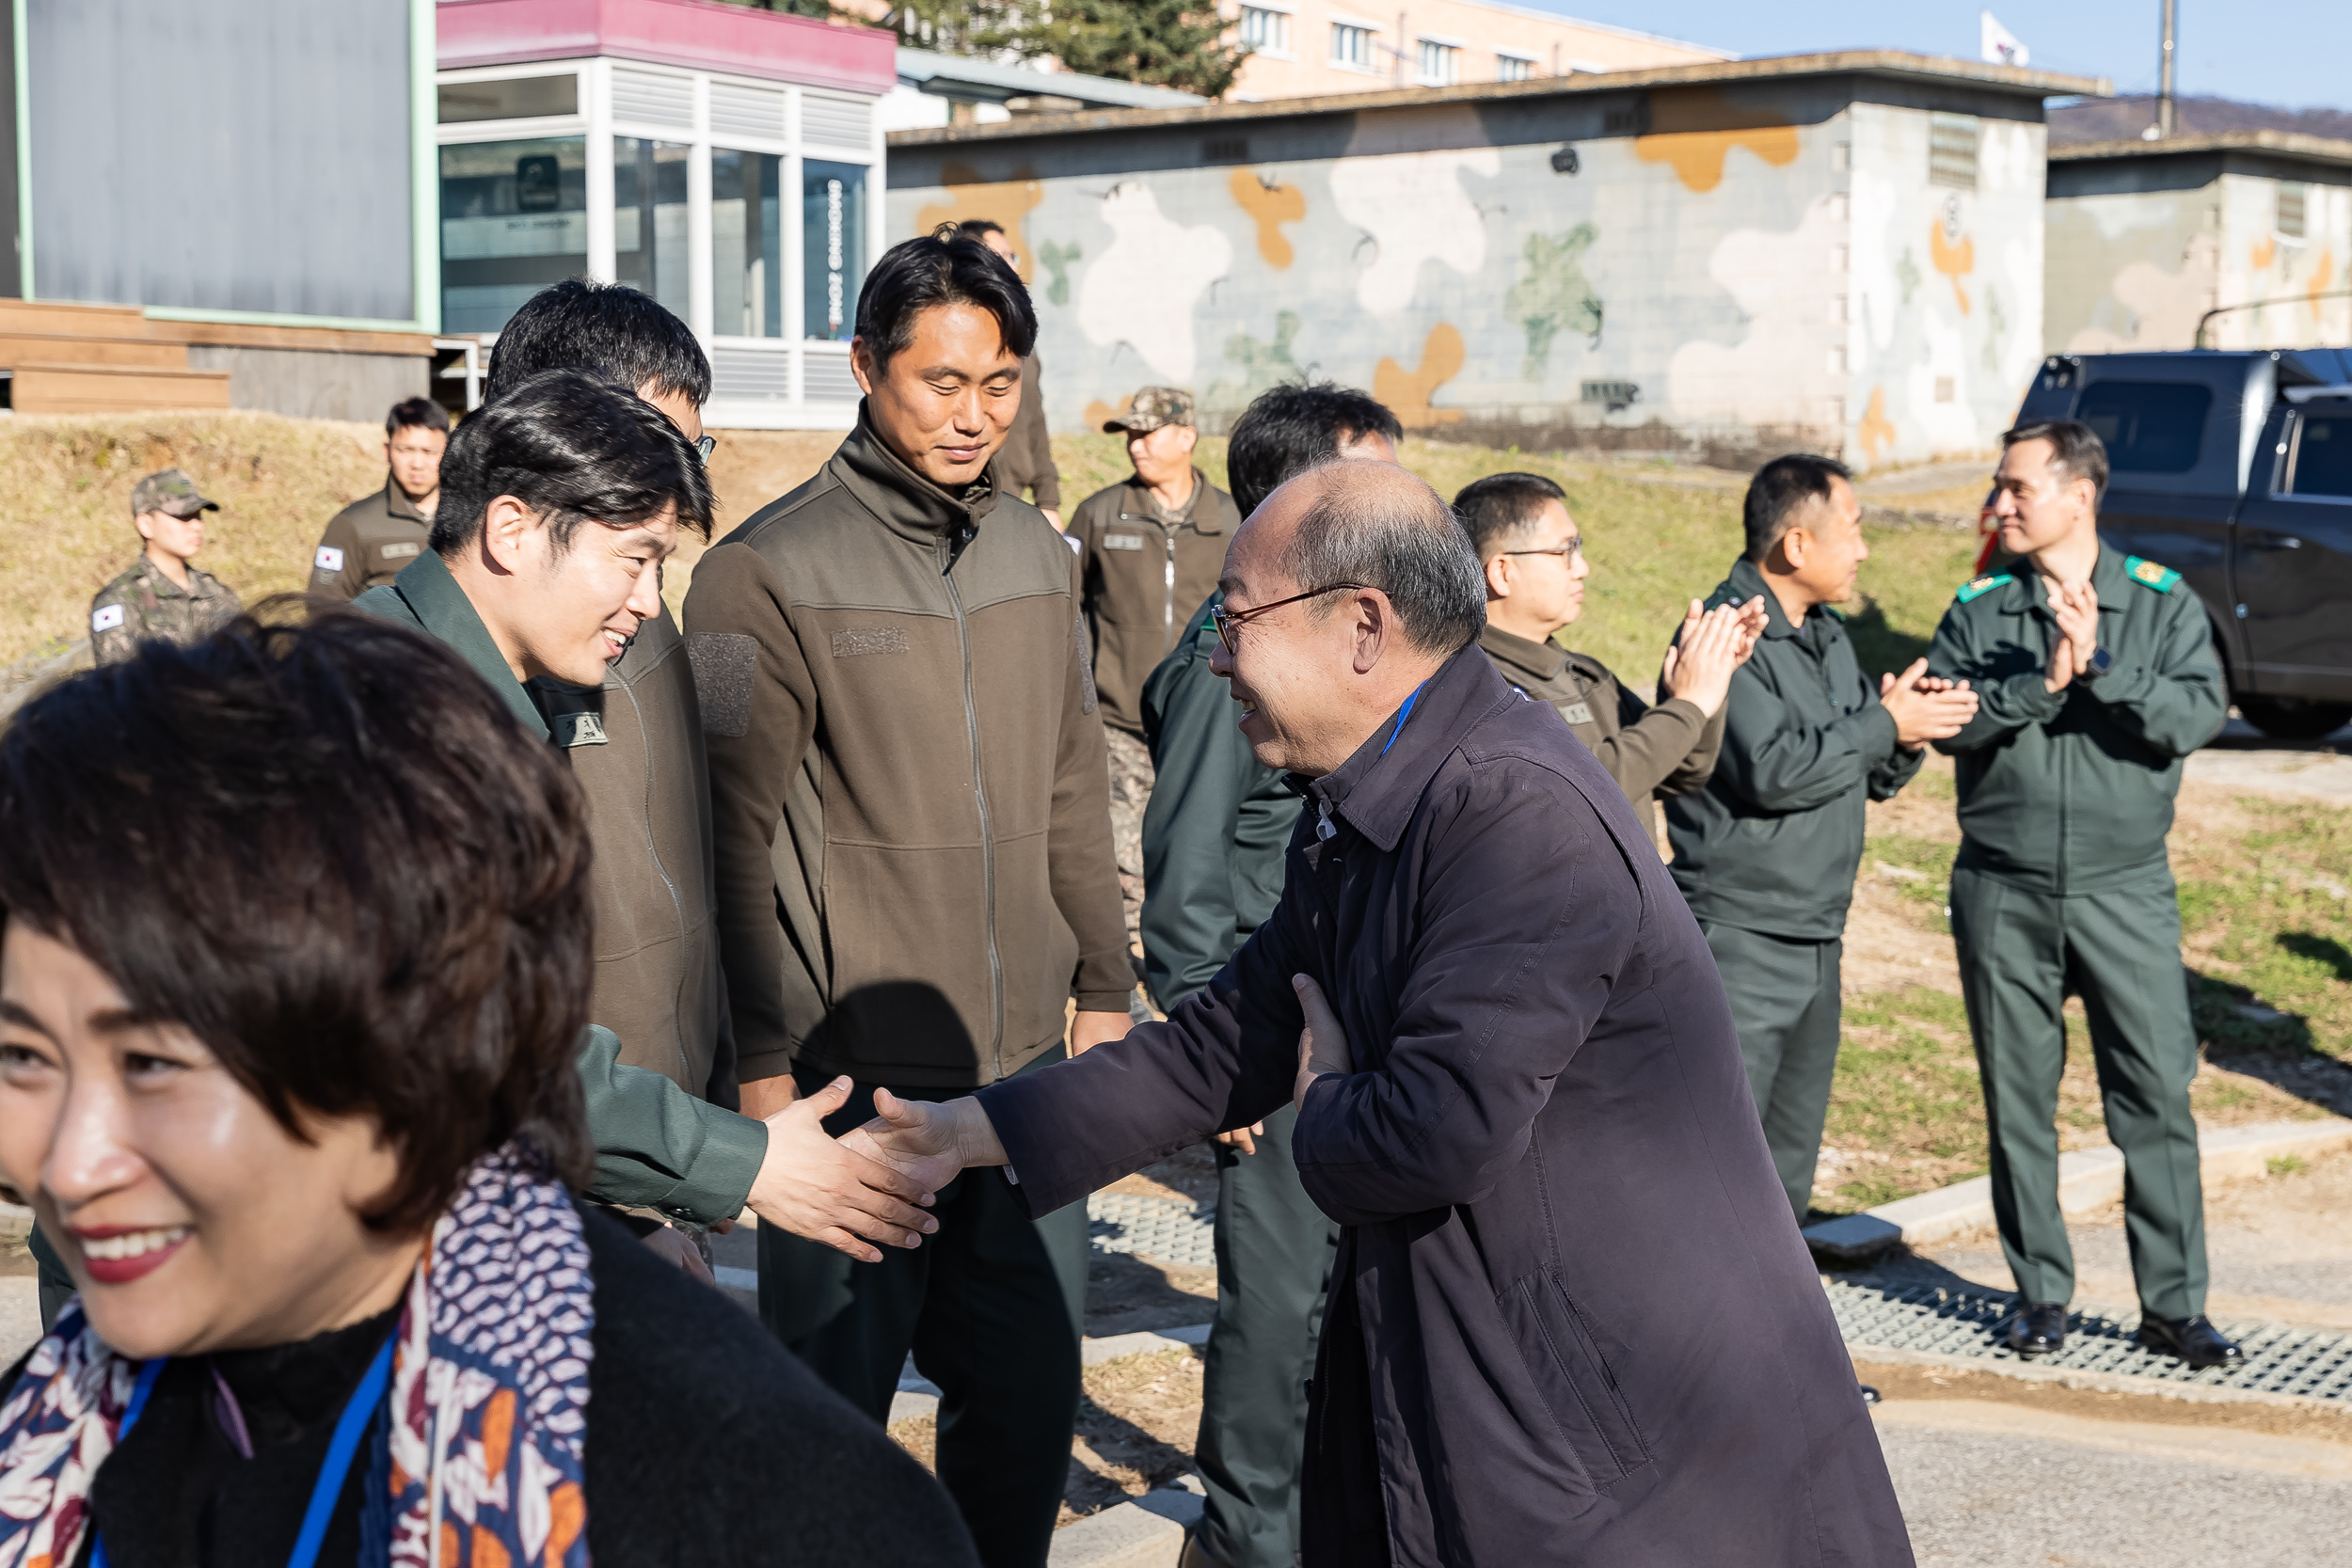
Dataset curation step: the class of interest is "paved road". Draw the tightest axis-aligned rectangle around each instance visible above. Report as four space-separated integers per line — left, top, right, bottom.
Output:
1879 1402 2352 1567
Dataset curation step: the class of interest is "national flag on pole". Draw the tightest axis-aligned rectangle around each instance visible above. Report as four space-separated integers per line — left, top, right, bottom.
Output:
1980 11 2029 68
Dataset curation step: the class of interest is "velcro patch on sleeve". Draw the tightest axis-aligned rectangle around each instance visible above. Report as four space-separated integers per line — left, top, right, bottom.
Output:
313 546 345 574
687 631 758 738
91 603 124 632
829 626 909 658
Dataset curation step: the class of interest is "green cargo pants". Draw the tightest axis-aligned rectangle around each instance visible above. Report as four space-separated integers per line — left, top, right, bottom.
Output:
758 1047 1089 1568
1193 1103 1340 1568
1702 923 1843 1224
1949 864 2208 1320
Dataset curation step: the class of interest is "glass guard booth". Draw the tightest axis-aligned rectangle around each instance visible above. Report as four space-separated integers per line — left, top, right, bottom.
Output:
437 56 883 429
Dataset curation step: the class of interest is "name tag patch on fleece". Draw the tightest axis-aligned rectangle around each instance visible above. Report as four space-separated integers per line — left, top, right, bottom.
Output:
831 626 909 657
1560 701 1595 726
553 712 609 748
381 542 422 562
91 604 125 633
313 546 345 573
1102 533 1146 551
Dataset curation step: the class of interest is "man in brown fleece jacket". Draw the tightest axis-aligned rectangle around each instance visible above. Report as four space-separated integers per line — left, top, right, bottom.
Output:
1455 471 1761 845
684 230 1130 1568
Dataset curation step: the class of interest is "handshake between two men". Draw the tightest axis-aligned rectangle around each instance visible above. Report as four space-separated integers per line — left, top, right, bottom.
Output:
770 974 1354 1258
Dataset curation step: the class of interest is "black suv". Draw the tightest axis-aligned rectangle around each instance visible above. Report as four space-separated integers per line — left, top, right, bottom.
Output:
2015 348 2352 739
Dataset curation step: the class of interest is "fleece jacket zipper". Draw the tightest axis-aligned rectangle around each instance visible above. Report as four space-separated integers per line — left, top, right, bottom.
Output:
943 523 1006 1078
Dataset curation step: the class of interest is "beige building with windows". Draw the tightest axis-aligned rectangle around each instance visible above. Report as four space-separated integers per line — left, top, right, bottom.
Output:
1222 0 1726 101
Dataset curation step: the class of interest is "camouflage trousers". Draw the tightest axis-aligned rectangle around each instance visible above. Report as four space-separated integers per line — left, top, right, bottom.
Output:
1104 725 1155 955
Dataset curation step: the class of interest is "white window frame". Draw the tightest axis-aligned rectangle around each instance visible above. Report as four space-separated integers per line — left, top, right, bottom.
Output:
1415 37 1461 87
1494 49 1536 83
1328 20 1377 71
436 55 884 429
1238 4 1293 58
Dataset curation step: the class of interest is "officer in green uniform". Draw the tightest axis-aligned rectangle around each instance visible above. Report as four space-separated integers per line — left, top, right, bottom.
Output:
88 469 241 665
1669 457 1979 1228
1929 419 2239 1369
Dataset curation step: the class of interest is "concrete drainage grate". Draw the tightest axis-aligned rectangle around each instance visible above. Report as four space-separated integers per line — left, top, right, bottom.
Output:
1087 1192 1218 1270
1828 1277 2352 1399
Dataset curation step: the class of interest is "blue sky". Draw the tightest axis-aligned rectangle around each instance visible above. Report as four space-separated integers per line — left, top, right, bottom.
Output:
1523 1 2351 112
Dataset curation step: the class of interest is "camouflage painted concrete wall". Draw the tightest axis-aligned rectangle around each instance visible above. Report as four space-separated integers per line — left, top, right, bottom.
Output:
886 77 2050 469
2047 156 2352 354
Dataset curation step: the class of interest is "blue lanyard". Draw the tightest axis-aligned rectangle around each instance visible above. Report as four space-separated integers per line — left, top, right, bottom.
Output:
1379 680 1430 757
92 1332 396 1568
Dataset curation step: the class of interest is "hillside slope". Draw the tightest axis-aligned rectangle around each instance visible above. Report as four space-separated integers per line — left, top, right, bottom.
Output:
1 417 1980 688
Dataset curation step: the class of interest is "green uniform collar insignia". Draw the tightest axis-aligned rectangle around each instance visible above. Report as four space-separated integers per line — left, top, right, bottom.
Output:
2124 555 2182 594
1954 570 2013 604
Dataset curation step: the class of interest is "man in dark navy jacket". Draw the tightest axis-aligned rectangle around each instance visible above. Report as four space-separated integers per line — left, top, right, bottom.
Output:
853 461 1913 1567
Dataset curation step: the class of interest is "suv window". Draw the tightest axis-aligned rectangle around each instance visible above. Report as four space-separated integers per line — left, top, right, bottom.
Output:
2291 413 2352 498
2075 382 2212 474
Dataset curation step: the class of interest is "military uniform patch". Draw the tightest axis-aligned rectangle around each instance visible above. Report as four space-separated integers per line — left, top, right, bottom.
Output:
2125 555 2181 594
91 603 124 632
381 542 422 562
1559 701 1595 726
552 712 608 748
1102 533 1145 551
1954 572 2012 604
313 546 345 573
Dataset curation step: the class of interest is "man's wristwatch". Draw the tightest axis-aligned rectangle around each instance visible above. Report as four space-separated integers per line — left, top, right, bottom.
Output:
2080 645 2114 681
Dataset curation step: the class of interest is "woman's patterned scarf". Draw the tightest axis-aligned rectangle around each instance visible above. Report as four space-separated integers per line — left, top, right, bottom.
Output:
0 1145 594 1568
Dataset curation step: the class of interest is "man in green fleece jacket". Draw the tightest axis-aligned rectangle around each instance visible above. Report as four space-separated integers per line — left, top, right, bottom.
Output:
357 369 937 1271
1667 455 1979 1227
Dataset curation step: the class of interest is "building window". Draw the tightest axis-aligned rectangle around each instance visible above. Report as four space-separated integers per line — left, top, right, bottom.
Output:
1417 40 1459 86
713 149 785 339
1495 53 1534 83
438 74 578 124
438 136 587 335
1329 22 1372 69
614 137 691 325
1928 112 1979 190
2279 182 2308 240
1239 6 1290 54
803 160 868 341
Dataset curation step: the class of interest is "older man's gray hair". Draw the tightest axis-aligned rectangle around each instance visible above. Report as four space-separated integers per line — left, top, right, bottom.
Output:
1280 461 1486 656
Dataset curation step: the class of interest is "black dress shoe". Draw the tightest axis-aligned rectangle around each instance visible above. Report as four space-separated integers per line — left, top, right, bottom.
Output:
2135 1313 2244 1370
2006 1301 2067 1357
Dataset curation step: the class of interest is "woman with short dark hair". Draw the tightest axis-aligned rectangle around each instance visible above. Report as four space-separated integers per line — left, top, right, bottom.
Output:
0 612 977 1568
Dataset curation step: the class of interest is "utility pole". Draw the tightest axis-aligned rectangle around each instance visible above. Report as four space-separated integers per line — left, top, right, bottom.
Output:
2156 0 2177 139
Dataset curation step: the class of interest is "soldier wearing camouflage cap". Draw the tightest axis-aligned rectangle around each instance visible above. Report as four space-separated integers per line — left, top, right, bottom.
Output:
1071 387 1242 945
87 468 241 666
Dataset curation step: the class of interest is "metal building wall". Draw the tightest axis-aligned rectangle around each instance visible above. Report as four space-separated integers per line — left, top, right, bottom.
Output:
26 0 416 321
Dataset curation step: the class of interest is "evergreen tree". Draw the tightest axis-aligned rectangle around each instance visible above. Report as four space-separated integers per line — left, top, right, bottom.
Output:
1033 0 1248 99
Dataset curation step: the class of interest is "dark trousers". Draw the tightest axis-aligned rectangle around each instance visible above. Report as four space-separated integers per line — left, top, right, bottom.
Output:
1702 923 1843 1224
1950 866 2209 1319
1194 1104 1340 1568
758 1050 1088 1568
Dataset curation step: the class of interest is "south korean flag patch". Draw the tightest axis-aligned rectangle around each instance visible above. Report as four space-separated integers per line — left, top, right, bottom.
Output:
91 604 124 633
313 545 346 574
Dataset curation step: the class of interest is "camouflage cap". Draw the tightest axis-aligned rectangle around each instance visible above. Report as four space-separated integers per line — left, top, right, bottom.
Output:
1104 387 1194 434
130 468 219 519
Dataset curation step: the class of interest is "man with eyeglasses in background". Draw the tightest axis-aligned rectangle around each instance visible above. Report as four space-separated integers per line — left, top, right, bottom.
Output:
1455 471 1759 844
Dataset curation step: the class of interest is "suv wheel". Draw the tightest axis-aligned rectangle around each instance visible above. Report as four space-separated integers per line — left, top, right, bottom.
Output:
2237 696 2352 741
